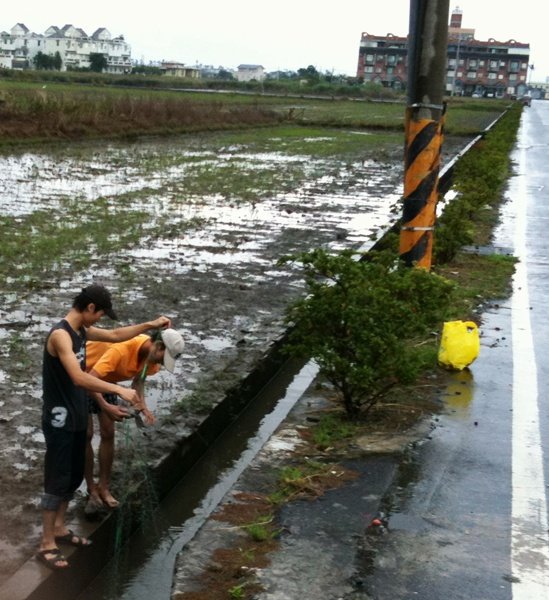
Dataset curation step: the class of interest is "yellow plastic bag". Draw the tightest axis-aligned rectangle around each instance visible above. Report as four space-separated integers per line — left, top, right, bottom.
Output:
438 320 480 370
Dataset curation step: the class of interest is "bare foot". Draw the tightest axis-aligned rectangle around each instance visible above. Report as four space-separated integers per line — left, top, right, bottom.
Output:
98 489 119 508
85 494 106 517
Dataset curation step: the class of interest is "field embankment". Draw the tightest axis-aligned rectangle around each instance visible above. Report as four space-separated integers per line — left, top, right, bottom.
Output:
0 78 509 145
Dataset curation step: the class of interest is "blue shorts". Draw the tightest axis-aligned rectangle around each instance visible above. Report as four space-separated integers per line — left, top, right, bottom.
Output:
88 393 119 414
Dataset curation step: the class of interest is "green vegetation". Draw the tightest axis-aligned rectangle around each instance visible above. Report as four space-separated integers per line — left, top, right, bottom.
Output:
0 76 507 146
282 249 454 418
228 584 246 599
32 51 62 71
310 413 361 449
281 104 521 419
89 53 108 73
0 193 152 289
0 77 521 422
435 104 522 262
269 460 353 504
244 517 277 542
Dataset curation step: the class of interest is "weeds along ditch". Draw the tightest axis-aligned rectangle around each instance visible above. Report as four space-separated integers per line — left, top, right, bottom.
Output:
0 95 511 588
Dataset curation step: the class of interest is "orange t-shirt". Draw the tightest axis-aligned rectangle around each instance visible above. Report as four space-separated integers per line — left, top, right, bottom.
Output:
86 334 161 383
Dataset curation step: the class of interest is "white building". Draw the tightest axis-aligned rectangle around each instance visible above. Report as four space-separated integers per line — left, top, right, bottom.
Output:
236 64 265 82
0 23 132 73
160 62 200 78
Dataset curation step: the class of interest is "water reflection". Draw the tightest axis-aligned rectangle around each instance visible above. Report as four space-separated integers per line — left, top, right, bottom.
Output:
441 369 474 416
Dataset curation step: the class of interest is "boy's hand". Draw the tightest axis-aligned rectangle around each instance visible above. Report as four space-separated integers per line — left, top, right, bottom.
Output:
117 387 139 406
104 403 129 422
142 408 156 426
150 316 171 330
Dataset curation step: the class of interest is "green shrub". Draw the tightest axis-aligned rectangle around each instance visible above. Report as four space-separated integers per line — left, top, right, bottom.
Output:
434 104 522 263
282 249 454 418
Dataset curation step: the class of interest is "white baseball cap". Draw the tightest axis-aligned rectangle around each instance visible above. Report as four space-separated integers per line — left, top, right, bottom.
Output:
160 329 185 373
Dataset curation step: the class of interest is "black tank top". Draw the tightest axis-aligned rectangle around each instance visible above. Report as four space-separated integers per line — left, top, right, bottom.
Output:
42 319 88 432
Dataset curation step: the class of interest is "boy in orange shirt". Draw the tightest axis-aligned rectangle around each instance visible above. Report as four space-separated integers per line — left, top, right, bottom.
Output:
85 329 184 512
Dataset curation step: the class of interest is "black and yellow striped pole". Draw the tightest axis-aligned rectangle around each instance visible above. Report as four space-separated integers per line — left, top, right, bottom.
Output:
400 0 450 269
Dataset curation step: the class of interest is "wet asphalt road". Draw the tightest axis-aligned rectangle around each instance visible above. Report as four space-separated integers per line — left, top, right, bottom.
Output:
363 100 549 600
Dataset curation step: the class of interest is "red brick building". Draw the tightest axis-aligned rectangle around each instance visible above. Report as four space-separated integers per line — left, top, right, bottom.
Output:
356 8 531 98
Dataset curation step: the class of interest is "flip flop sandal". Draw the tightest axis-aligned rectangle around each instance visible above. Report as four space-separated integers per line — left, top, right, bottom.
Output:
36 548 69 570
54 529 92 547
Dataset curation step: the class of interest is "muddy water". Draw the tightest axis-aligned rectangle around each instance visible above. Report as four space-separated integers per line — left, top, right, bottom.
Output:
0 136 402 413
77 359 319 600
0 132 405 587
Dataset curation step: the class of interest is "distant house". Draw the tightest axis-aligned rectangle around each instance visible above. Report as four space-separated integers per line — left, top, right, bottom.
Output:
236 64 265 82
161 62 200 78
0 22 132 73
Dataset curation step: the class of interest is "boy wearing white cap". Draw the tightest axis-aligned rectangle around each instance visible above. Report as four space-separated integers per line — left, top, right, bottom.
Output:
84 328 184 511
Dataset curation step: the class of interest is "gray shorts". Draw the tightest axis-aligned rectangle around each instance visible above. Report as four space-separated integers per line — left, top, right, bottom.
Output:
88 393 119 414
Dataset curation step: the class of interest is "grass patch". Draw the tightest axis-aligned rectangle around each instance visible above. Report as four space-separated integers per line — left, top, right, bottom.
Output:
309 413 361 449
269 460 358 504
0 79 508 147
437 252 517 317
243 516 277 542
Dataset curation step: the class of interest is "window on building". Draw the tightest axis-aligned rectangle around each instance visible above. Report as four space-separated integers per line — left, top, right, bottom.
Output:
365 54 374 63
467 71 476 79
365 66 374 73
499 61 506 67
489 60 498 69
498 74 504 79
387 55 396 65
509 73 517 81
488 72 497 79
479 60 485 66
469 59 477 68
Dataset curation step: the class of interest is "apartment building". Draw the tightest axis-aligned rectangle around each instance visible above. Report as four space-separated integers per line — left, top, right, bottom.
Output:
356 8 530 98
0 22 132 73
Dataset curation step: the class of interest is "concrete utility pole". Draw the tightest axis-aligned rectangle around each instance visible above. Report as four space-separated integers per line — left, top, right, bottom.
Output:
399 0 450 269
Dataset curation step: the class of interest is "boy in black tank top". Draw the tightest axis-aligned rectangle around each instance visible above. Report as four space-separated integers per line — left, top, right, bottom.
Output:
38 284 171 570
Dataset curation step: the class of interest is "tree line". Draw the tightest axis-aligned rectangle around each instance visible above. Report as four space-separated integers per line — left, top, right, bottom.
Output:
33 51 108 72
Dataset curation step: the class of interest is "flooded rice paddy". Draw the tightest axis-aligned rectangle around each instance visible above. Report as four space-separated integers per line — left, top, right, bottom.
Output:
0 128 466 586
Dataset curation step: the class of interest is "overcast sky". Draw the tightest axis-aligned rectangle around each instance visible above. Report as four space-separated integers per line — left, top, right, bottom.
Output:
3 1 547 81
